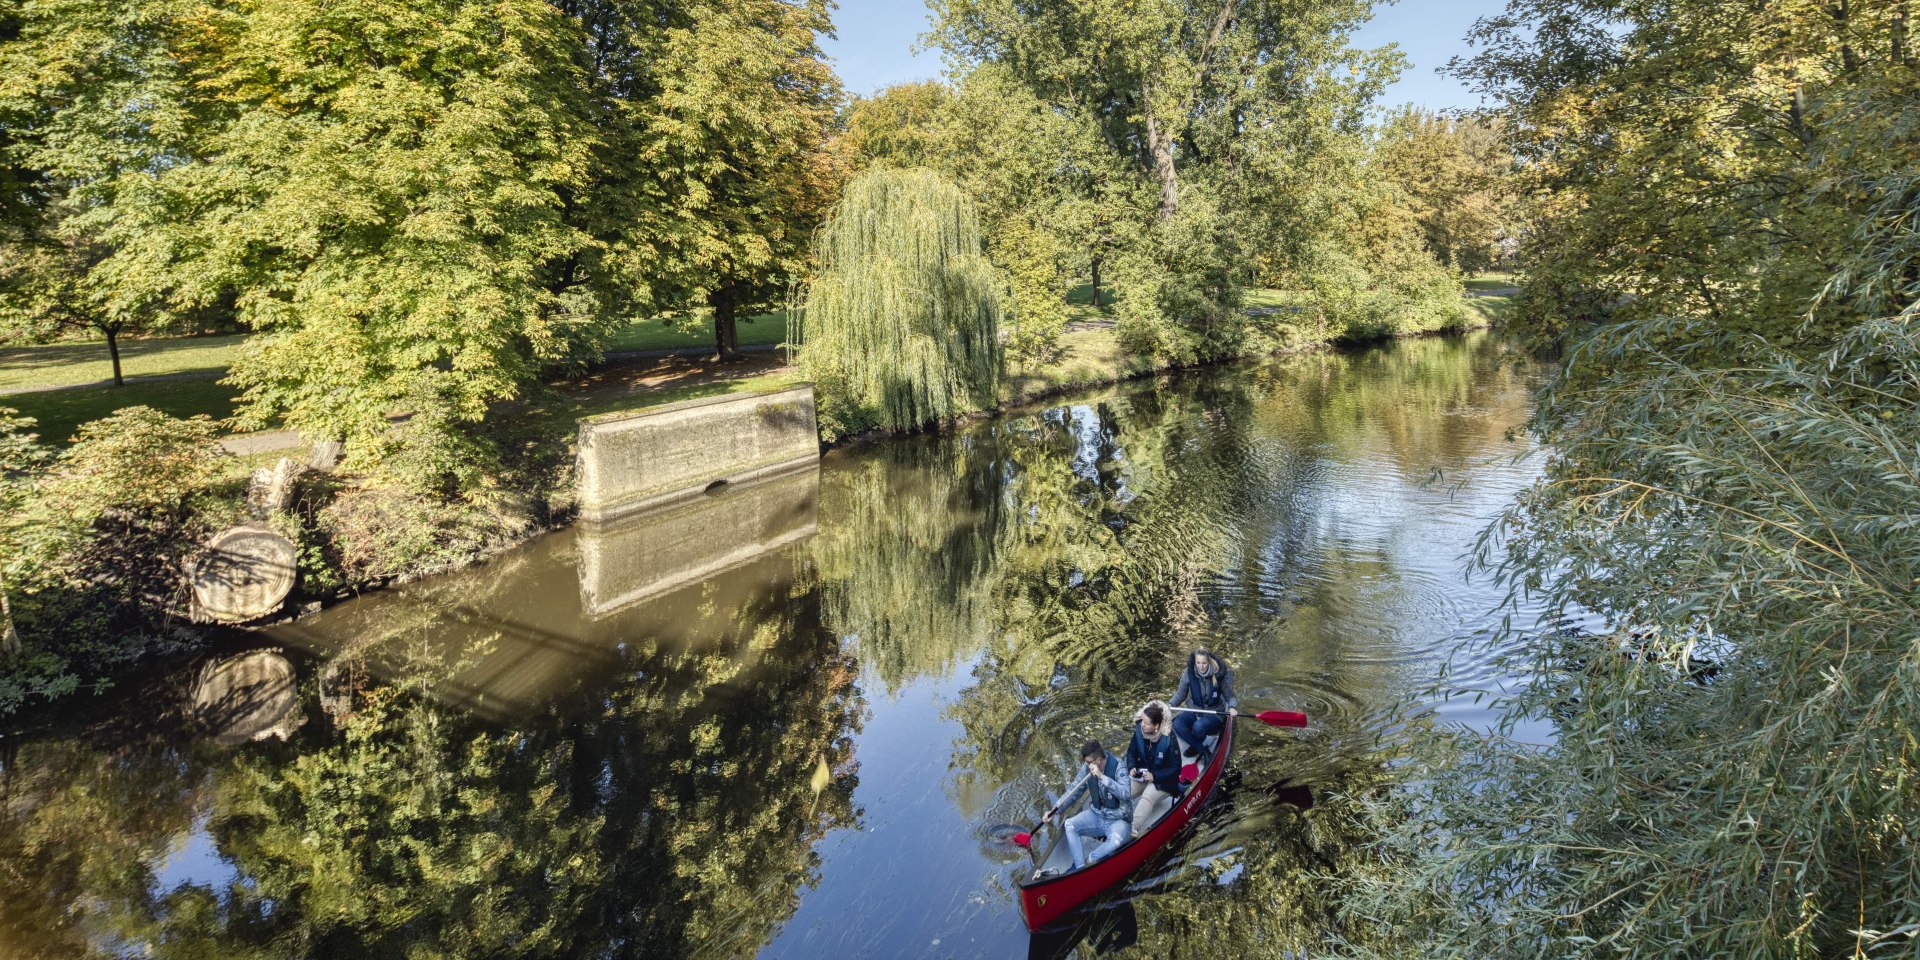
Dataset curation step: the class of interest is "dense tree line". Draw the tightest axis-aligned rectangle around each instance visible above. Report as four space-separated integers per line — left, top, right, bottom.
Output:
0 0 838 484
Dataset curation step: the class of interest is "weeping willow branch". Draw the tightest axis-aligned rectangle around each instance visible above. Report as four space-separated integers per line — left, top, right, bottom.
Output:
798 168 1006 436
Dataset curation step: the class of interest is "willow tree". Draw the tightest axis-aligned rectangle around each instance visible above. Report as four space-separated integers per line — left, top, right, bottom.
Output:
798 168 1005 438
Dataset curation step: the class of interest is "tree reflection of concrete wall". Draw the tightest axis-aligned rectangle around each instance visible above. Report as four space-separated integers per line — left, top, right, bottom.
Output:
271 468 821 720
0 566 864 959
578 465 819 617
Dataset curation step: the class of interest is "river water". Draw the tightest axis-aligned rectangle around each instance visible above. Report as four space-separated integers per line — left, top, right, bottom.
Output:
0 332 1553 959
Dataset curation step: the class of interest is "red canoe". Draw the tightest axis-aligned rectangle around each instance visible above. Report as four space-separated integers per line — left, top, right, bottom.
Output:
1017 719 1235 931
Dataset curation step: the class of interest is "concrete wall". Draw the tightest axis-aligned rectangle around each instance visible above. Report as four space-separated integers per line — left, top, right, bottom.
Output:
577 463 819 618
575 384 818 525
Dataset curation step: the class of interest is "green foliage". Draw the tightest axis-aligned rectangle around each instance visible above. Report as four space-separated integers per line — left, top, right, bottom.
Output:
993 217 1070 364
0 407 236 712
644 0 841 358
1371 109 1516 274
798 168 1005 438
1456 0 1915 350
1344 320 1920 959
1112 195 1249 364
317 487 532 586
1 0 844 490
0 0 199 382
1338 5 1920 957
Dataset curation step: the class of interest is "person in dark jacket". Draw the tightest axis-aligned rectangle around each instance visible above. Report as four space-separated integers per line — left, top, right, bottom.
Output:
1041 740 1131 870
1169 647 1237 755
1125 700 1182 832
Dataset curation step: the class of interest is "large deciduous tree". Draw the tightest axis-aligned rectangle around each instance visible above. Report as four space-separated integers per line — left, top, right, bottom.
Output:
645 0 841 362
0 0 200 385
929 0 1395 362
156 0 610 486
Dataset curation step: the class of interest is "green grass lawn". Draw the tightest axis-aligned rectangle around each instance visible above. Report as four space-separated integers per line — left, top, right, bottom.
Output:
0 334 246 392
2 378 241 445
1464 293 1515 325
1463 272 1519 292
0 317 792 395
601 313 791 353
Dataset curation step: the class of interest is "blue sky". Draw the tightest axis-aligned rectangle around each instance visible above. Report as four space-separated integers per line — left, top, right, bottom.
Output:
819 0 1512 112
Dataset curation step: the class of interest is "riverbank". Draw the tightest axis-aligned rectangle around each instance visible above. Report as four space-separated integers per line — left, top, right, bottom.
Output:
0 296 1506 717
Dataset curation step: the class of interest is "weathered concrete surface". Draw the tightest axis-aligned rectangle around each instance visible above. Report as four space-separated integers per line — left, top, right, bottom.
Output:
578 463 819 618
575 384 818 525
191 523 298 622
193 649 303 744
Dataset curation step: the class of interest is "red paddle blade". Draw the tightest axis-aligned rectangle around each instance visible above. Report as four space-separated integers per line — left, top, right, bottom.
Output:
1179 763 1198 784
1012 831 1035 847
1258 710 1308 728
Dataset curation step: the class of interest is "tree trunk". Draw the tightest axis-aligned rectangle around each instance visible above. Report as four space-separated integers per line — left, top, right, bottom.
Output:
1895 2 1911 63
709 286 743 362
104 323 124 386
1090 255 1104 309
1143 92 1180 222
1 577 19 660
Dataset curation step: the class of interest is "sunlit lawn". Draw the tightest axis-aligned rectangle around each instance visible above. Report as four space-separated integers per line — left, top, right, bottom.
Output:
0 334 245 392
1463 272 1518 292
2 378 242 445
0 316 793 396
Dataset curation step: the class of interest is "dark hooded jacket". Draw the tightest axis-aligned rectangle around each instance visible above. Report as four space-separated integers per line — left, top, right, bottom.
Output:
1126 724 1183 795
1170 651 1237 713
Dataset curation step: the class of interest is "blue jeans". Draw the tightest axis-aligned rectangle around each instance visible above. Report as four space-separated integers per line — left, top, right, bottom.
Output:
1064 809 1129 868
1174 710 1224 749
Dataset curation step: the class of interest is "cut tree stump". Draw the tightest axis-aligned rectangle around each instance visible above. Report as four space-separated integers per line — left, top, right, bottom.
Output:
191 523 298 623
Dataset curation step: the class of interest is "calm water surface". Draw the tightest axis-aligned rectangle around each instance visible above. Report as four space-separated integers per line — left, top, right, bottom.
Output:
0 333 1554 958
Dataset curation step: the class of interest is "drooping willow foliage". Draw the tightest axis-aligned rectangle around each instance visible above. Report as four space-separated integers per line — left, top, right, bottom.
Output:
798 168 1005 438
1338 319 1920 960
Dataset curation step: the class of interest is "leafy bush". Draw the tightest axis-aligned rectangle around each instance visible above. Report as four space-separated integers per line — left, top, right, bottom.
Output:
317 486 535 585
0 407 239 712
1112 196 1249 365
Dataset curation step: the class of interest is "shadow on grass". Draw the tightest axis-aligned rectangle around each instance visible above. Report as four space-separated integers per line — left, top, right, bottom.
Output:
3 379 241 445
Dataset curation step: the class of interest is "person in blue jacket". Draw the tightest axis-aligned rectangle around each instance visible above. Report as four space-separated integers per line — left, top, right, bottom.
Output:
1169 647 1237 757
1125 700 1182 832
1040 740 1131 870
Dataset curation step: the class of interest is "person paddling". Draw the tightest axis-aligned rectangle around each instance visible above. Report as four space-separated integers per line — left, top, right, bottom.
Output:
1126 700 1182 832
1038 740 1131 874
1169 647 1237 760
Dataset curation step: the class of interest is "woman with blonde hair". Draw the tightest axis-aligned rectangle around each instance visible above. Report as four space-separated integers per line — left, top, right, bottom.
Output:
1125 699 1182 833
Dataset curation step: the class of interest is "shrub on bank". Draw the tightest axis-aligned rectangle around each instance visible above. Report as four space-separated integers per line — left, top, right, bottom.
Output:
315 486 536 586
0 408 240 711
0 406 545 714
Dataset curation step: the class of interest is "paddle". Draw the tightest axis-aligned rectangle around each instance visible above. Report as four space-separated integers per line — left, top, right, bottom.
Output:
1168 705 1309 728
1010 769 1092 848
1171 706 1309 781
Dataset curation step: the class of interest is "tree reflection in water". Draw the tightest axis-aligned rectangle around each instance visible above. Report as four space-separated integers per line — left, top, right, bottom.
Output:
0 333 1544 958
